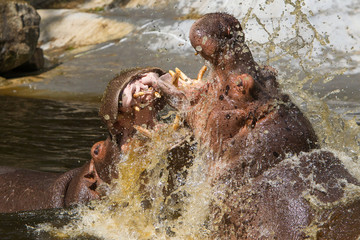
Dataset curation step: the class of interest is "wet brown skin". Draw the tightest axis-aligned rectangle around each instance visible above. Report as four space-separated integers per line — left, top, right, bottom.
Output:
158 12 318 180
154 13 360 239
212 151 360 239
0 159 103 213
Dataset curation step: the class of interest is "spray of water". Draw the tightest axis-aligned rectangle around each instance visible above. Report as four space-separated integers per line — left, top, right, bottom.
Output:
37 0 360 238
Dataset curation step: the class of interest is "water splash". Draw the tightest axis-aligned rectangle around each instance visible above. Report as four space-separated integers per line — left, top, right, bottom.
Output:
38 124 212 239
36 0 360 238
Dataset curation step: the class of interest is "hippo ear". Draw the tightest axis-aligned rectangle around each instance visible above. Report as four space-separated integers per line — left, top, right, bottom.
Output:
64 160 104 207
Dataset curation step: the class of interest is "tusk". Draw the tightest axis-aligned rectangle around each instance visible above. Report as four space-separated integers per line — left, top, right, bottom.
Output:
175 67 190 82
173 114 181 130
133 92 146 98
197 65 207 81
169 70 175 77
134 106 140 112
171 70 180 87
133 125 152 138
168 138 187 151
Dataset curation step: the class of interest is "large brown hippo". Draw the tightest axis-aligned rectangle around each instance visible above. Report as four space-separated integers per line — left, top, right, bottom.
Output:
141 13 360 239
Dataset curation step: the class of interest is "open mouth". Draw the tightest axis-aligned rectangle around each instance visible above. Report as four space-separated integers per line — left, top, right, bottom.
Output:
99 66 208 146
99 68 166 138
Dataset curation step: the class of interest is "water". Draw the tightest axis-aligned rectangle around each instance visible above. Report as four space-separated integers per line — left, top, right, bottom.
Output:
0 0 360 239
0 95 105 239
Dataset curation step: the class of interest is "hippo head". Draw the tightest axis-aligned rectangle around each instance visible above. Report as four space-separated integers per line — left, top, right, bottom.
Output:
90 138 120 184
148 13 319 181
190 13 259 81
99 68 166 142
95 67 171 183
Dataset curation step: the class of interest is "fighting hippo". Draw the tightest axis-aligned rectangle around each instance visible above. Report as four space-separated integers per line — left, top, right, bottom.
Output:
96 67 172 183
153 13 318 180
0 68 169 213
0 160 103 213
139 13 360 239
2 11 360 239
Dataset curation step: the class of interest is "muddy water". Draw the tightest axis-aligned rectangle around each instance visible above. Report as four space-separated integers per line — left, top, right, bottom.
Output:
0 96 105 239
0 0 360 239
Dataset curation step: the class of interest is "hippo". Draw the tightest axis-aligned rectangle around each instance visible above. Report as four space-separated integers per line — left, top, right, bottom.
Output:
153 13 318 180
0 68 170 213
141 13 360 239
2 12 360 239
97 67 194 204
0 159 103 213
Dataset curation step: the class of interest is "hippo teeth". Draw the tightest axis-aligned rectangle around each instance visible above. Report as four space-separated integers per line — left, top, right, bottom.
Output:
197 65 207 81
169 66 207 88
175 67 191 82
169 70 180 87
154 92 161 98
133 91 146 98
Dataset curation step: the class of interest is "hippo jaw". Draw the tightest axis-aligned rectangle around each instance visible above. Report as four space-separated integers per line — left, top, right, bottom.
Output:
96 68 173 183
99 67 167 140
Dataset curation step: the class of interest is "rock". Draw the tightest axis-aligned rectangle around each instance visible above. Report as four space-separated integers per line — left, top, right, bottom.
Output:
0 1 41 73
14 48 44 72
78 0 113 9
38 9 134 50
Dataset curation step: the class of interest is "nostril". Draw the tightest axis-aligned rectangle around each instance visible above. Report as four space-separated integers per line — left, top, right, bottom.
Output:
84 172 95 179
89 181 97 191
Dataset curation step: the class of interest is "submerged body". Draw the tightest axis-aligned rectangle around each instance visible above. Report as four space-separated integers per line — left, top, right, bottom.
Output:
0 160 102 213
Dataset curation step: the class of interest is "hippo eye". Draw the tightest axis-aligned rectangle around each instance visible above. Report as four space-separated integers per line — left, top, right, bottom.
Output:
94 145 100 155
